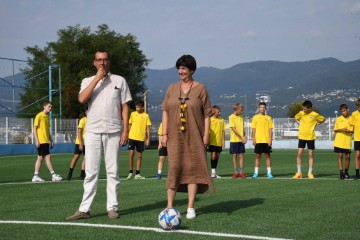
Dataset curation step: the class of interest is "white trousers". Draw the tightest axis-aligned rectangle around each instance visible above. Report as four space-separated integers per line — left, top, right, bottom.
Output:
79 132 121 212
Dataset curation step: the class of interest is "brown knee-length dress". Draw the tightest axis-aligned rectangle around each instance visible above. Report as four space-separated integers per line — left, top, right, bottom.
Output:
162 81 215 193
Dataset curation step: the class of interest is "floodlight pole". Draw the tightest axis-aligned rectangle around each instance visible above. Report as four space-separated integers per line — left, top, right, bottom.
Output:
49 65 53 135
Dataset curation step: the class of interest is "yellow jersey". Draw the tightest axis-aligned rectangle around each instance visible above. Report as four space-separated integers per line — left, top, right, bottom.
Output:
295 111 325 140
333 115 353 150
350 110 360 141
251 114 273 144
129 111 152 141
229 113 244 143
34 111 50 144
75 117 87 145
209 116 226 147
158 123 163 135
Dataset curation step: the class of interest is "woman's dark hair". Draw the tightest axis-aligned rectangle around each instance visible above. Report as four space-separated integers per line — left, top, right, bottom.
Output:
176 55 197 73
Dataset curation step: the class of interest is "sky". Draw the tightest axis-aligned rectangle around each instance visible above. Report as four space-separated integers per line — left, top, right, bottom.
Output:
0 0 360 70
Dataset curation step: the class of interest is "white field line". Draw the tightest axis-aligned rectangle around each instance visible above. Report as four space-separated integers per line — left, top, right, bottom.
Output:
0 176 344 186
0 150 333 159
0 220 293 240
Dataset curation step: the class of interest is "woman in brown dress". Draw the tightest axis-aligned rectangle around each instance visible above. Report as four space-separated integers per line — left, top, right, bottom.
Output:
161 55 215 219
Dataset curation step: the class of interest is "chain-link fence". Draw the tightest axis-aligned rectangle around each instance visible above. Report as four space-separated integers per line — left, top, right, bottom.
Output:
0 117 337 145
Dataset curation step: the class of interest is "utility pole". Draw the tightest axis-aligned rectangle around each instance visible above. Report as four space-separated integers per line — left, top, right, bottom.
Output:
142 90 150 113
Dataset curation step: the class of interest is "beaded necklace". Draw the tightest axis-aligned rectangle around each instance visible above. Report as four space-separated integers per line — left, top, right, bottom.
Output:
178 81 193 132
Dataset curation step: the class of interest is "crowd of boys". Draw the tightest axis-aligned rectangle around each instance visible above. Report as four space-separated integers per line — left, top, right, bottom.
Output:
209 99 360 180
32 98 360 183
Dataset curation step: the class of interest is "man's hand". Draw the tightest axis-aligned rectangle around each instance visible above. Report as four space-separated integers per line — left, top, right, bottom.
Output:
120 131 129 146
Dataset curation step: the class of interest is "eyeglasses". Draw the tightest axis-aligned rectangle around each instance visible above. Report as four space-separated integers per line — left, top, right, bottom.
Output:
95 58 110 63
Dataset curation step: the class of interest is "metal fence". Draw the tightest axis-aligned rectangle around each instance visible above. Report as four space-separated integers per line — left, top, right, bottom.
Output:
0 117 337 145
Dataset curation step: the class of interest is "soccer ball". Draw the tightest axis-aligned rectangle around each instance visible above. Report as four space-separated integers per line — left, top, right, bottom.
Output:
158 208 182 230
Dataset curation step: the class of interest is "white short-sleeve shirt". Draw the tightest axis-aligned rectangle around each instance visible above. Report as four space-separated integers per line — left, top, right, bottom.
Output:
79 73 132 133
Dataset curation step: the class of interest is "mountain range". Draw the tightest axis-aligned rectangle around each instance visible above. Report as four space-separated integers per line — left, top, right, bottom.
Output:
1 58 359 121
144 58 360 121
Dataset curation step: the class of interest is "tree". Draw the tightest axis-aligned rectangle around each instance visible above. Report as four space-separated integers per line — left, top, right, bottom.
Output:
19 24 150 118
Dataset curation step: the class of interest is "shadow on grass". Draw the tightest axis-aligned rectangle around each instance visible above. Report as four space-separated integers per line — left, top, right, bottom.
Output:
198 198 265 216
115 197 265 219
119 198 189 217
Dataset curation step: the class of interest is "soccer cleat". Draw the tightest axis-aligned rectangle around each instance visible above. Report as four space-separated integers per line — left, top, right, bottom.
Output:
215 175 222 179
126 173 133 180
32 175 45 183
52 174 62 182
239 172 246 179
232 173 239 179
267 173 274 179
307 173 315 179
66 173 72 181
135 174 145 180
340 172 345 180
108 209 120 219
156 173 162 179
211 173 216 178
186 208 196 219
66 211 91 220
344 173 350 179
252 173 259 179
292 172 303 179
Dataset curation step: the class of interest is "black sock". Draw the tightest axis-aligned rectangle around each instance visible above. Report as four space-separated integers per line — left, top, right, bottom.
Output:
136 170 140 175
345 169 349 174
356 169 359 176
211 159 219 169
69 168 74 174
80 170 85 177
340 170 344 175
129 170 133 174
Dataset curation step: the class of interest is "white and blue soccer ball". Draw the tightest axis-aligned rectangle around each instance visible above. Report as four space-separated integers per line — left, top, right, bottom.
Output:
158 208 182 230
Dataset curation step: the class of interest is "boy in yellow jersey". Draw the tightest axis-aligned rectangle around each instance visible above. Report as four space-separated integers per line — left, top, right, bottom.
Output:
350 98 360 179
293 100 326 179
156 122 167 179
67 109 88 181
333 104 353 180
127 100 152 180
209 105 226 178
251 102 274 179
32 101 62 182
229 103 247 179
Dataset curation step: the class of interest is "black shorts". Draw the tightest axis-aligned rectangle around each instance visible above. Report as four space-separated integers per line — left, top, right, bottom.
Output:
208 145 222 153
298 139 315 150
37 143 50 157
229 142 245 154
354 141 360 151
128 139 145 152
74 144 85 155
159 147 168 156
334 147 351 154
254 143 272 154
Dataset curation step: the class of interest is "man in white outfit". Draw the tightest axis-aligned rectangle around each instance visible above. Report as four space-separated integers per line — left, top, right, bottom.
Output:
66 50 132 220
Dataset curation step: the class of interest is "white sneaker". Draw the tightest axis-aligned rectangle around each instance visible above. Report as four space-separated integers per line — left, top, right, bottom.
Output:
135 174 145 180
52 174 62 182
126 173 133 180
186 208 196 219
215 175 222 179
32 175 45 182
